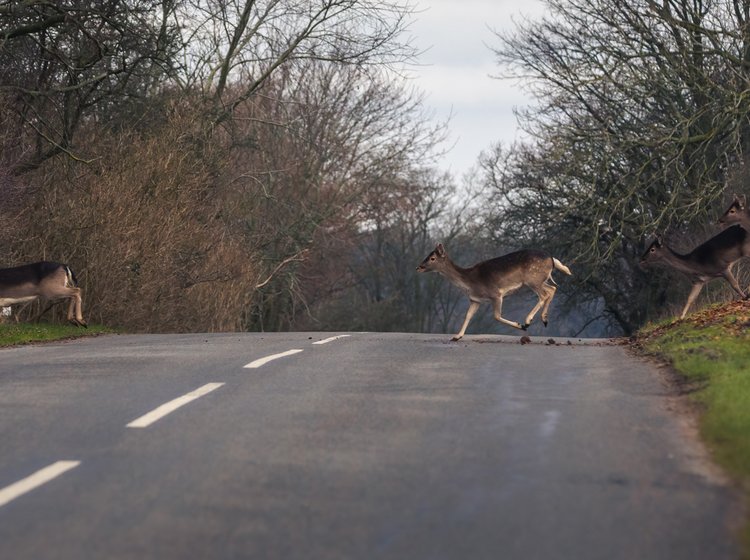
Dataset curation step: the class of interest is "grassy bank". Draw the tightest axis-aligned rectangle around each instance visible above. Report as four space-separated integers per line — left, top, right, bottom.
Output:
0 322 112 347
634 300 750 555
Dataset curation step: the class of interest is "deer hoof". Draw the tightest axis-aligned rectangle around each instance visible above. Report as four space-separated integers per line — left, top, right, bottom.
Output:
451 335 462 341
520 323 529 331
543 320 548 327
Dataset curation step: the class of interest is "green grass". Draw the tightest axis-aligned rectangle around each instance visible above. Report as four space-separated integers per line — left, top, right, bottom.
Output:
636 304 750 556
0 322 113 347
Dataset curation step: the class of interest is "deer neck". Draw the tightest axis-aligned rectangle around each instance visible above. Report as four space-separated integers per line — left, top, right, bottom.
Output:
438 258 474 293
661 246 701 274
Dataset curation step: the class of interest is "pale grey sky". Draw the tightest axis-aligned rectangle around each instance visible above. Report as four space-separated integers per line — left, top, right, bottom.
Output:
410 0 545 178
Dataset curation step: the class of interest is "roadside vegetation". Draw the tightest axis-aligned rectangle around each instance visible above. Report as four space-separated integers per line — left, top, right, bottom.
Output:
0 322 112 347
4 1 750 339
633 300 750 555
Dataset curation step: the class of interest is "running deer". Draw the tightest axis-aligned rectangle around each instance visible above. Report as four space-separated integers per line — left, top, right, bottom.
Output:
416 243 572 341
640 224 750 319
718 194 750 228
0 261 86 327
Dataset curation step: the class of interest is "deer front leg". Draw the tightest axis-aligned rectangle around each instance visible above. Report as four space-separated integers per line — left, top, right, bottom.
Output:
453 300 480 341
492 296 526 331
680 282 705 319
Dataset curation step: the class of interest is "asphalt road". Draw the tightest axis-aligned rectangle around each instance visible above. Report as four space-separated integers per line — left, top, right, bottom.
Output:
0 332 740 559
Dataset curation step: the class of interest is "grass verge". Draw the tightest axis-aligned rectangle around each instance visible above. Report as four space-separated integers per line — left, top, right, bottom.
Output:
633 300 750 556
0 322 113 347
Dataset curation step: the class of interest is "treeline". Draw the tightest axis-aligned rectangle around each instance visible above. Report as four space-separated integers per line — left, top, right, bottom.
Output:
0 0 479 333
4 1 750 337
484 0 750 334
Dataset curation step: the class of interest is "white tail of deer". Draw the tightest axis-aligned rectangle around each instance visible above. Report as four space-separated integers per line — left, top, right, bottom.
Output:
640 224 750 319
718 194 750 228
416 243 572 341
0 261 86 327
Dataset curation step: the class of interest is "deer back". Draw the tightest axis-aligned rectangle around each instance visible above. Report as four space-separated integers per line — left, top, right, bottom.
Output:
688 224 750 269
468 250 553 293
0 261 68 299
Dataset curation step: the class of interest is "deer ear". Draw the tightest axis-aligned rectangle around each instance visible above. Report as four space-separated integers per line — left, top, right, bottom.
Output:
435 243 446 257
655 234 663 246
741 194 747 209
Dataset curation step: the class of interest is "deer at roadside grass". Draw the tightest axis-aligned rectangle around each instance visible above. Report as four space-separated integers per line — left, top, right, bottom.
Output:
416 243 572 341
0 261 86 327
718 194 750 229
640 224 750 319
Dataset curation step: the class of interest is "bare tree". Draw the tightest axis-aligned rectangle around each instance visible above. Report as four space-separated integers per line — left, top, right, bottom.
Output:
175 0 418 124
484 0 750 333
1 0 452 334
233 61 448 330
0 0 180 174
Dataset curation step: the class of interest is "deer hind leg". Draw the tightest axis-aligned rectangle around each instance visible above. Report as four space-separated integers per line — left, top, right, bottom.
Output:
41 273 86 327
453 300 481 341
492 296 527 331
66 288 86 327
523 282 556 328
680 282 705 319
539 282 557 326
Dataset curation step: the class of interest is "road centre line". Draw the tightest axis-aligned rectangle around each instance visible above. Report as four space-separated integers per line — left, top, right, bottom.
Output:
312 335 351 345
243 349 304 369
126 382 225 428
0 460 80 508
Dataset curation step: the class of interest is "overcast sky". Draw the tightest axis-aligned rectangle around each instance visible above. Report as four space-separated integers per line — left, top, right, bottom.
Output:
409 0 546 178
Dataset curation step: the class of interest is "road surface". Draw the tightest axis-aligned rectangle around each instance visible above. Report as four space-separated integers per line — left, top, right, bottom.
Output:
0 332 740 559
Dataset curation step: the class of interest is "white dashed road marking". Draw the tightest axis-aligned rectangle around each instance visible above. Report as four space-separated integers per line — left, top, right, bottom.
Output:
3 336 351 507
0 460 81 508
312 335 351 345
126 382 225 428
243 349 304 369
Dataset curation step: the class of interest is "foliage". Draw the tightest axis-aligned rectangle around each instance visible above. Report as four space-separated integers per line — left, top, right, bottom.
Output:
486 0 750 334
293 170 484 333
0 0 461 333
0 0 180 174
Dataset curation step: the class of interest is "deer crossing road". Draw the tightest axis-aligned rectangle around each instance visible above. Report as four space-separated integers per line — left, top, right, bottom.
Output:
0 333 739 559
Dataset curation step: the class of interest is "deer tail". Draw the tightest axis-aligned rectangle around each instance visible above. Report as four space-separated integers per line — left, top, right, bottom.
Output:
64 265 80 288
552 258 572 276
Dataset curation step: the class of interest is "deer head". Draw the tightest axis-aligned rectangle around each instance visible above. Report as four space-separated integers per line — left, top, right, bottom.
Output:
416 243 448 272
718 194 748 226
639 236 665 267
